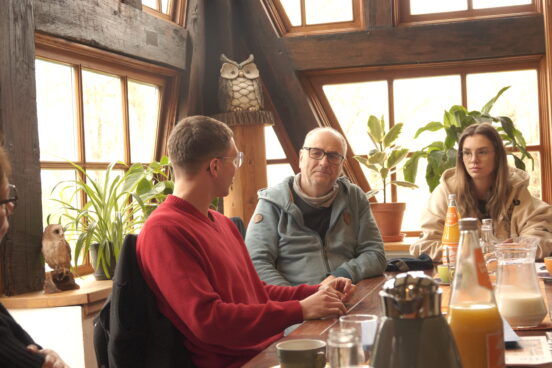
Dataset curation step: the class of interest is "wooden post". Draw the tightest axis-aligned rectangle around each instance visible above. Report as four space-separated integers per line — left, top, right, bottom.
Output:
214 111 274 225
541 0 552 203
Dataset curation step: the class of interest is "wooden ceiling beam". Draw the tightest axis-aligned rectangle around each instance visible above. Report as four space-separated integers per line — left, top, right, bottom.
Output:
285 14 545 71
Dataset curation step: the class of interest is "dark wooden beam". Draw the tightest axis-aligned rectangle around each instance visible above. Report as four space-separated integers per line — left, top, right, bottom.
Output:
0 0 44 295
237 0 320 150
33 0 187 70
286 14 545 70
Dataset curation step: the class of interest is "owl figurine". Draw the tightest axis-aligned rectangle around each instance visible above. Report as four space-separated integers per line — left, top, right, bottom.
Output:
42 224 79 293
218 54 264 112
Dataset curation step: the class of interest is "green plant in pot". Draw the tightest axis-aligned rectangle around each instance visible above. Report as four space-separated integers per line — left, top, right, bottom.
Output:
354 115 418 242
50 158 173 280
403 86 533 192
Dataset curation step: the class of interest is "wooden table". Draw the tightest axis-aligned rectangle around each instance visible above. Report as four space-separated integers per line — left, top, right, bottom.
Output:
243 272 552 368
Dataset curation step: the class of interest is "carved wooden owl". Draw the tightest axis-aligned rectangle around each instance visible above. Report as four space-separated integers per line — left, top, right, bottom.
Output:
218 54 264 112
42 224 72 271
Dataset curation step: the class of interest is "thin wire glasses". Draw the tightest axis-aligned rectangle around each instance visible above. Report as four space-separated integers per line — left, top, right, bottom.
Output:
461 149 494 161
0 184 17 215
217 152 245 168
303 147 344 165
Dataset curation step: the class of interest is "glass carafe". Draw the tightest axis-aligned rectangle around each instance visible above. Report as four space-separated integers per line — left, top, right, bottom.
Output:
494 236 547 328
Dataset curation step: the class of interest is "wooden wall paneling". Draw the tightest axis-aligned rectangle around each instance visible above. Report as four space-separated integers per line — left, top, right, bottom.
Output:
0 0 45 295
33 0 188 70
285 14 545 71
237 0 320 150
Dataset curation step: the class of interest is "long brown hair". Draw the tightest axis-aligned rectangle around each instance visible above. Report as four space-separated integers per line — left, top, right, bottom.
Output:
455 123 510 219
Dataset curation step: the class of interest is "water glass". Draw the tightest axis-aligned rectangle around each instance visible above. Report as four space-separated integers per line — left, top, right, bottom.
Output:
339 314 378 361
327 326 364 368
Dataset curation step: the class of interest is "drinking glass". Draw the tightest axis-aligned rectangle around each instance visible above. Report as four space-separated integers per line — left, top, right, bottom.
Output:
339 314 378 361
327 326 364 368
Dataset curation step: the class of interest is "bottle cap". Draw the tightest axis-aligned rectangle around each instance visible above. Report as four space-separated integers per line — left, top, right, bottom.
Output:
379 272 442 319
459 217 478 230
448 193 456 200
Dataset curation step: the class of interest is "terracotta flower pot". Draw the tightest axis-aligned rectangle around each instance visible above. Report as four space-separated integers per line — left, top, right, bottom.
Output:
370 202 406 242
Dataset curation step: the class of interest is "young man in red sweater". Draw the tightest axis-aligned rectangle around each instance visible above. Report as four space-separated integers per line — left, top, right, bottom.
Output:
137 115 354 368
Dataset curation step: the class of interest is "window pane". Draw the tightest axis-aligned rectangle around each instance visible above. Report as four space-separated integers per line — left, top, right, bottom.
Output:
161 0 170 13
128 80 159 163
323 81 388 155
265 126 287 160
305 0 353 25
394 75 462 151
467 69 539 145
280 0 302 26
267 164 294 187
508 152 541 199
41 170 79 229
36 59 78 161
473 0 531 9
142 0 158 10
396 159 431 232
410 0 467 15
82 69 124 162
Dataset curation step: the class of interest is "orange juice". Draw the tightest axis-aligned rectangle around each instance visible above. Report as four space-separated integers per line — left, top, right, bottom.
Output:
442 194 460 270
448 303 505 368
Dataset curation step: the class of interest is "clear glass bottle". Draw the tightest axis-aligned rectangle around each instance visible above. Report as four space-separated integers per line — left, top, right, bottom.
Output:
480 218 500 276
448 218 505 368
442 194 460 278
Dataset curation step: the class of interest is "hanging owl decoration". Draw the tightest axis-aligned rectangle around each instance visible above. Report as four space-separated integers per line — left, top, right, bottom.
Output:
218 54 264 112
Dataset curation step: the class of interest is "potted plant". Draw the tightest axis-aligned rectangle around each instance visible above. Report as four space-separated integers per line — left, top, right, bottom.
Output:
354 115 418 242
50 157 173 280
403 86 533 192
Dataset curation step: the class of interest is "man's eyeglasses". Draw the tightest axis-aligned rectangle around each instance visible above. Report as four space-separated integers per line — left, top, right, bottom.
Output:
0 184 17 214
217 152 245 168
302 147 344 165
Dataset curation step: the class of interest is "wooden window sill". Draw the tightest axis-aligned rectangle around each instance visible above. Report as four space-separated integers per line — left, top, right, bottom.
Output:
384 237 416 252
0 274 112 316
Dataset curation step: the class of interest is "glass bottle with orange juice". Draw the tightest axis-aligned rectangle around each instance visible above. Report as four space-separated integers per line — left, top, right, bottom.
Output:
442 194 460 279
448 218 505 368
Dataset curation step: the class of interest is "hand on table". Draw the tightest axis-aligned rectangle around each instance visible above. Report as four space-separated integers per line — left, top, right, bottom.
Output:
300 287 347 320
320 276 356 302
26 345 69 368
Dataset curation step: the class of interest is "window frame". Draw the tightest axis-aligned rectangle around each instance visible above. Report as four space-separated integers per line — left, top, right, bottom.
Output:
302 55 551 234
261 0 364 37
35 33 180 274
142 0 188 26
394 0 539 25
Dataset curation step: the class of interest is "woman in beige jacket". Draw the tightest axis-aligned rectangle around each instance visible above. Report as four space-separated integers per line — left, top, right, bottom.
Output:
410 123 552 261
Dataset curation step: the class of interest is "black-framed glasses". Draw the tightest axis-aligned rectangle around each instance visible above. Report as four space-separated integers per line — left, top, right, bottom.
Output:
0 184 17 212
217 152 244 168
303 147 344 165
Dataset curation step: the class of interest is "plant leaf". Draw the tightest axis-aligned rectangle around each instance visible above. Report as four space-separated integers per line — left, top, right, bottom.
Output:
367 115 384 144
386 148 409 170
414 121 443 138
383 123 403 148
481 86 510 114
391 180 418 189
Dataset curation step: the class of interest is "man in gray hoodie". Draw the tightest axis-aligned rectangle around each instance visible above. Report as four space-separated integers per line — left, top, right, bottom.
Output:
246 127 386 286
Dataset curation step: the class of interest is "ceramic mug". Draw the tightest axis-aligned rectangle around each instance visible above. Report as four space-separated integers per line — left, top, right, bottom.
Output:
276 339 326 368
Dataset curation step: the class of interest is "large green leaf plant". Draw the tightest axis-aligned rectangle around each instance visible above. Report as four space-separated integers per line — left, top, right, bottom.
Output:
49 157 173 278
354 115 418 203
403 86 533 192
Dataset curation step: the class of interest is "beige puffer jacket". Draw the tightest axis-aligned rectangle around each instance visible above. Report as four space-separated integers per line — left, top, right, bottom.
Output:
410 167 552 261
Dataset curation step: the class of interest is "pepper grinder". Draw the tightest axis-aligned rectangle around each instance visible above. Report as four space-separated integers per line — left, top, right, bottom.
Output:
370 272 463 368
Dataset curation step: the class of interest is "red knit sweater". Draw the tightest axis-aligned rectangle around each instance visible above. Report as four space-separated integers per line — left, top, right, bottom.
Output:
137 196 318 368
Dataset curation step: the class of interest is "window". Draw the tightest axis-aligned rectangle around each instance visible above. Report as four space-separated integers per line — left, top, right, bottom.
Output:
141 0 187 25
395 0 537 24
265 126 295 187
304 56 548 234
35 34 179 272
262 0 363 36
